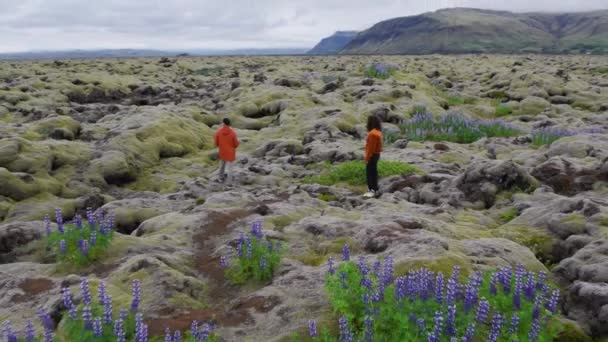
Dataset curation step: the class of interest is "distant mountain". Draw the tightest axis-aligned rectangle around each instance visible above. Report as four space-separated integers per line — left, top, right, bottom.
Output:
336 8 608 54
307 31 359 55
0 48 309 60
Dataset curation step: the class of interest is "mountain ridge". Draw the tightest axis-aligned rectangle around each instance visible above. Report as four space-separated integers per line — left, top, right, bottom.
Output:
326 8 608 55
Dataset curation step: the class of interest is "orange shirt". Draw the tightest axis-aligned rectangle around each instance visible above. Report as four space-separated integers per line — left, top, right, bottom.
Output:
365 129 382 161
214 125 239 161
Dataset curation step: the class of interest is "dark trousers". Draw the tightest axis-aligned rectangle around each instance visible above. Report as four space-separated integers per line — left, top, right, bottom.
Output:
366 154 380 191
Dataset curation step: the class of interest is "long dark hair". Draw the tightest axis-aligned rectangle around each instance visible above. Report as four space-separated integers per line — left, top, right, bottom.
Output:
367 115 382 132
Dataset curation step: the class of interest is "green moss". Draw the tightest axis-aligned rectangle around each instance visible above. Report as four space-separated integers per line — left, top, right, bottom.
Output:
447 95 465 106
496 224 555 264
295 252 328 267
318 194 337 202
394 254 473 279
437 152 469 165
0 200 12 221
305 160 421 186
498 207 519 223
495 104 513 117
269 215 301 232
554 321 592 342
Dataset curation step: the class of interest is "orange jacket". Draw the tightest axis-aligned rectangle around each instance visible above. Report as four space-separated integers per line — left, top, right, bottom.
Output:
215 125 239 161
365 129 382 161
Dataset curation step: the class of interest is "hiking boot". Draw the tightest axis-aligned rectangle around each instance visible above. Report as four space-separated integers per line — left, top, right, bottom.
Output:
363 190 375 198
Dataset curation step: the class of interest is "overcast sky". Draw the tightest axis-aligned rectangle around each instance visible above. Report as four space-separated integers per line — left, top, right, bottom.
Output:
0 0 607 52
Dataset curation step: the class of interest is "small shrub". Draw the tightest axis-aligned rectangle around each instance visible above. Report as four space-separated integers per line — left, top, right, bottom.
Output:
531 127 576 146
363 64 397 79
45 208 114 267
400 111 521 144
499 208 519 223
304 161 421 186
447 95 465 106
221 221 284 284
304 251 565 341
495 104 513 117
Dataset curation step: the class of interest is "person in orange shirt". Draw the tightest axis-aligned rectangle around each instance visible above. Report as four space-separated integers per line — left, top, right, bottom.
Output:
364 115 383 198
214 118 240 186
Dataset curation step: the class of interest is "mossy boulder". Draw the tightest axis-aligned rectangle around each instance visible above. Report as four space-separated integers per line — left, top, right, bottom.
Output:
5 194 77 222
0 139 19 166
89 151 137 185
5 140 52 174
0 168 42 201
26 116 81 141
519 96 551 115
548 213 588 239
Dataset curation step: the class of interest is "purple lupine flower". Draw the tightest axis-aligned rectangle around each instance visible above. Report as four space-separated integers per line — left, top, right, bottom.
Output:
417 318 425 331
43 329 53 342
446 304 457 336
342 244 350 261
114 319 126 342
536 271 546 291
372 260 382 276
119 308 127 323
308 319 317 338
475 298 490 324
508 314 520 335
340 272 348 289
61 287 77 320
96 211 104 231
431 311 443 340
528 318 541 342
500 267 512 295
546 289 560 314
488 312 504 342
245 235 253 259
75 214 83 230
190 321 200 340
165 328 173 342
251 220 263 239
361 276 373 291
338 316 353 342
489 273 498 296
55 208 64 234
86 207 95 229
135 313 143 341
462 323 476 342
364 316 373 342
93 317 102 337
275 241 282 252
524 272 536 301
173 330 181 342
200 322 212 341
25 319 36 342
237 232 245 257
327 257 336 275
44 215 52 236
464 276 481 312
59 239 66 255
382 255 394 286
80 239 89 257
259 256 266 271
82 305 93 330
3 321 17 342
266 240 273 252
81 278 92 305
435 272 444 304
38 308 54 331
90 230 97 246
446 276 458 306
131 279 141 313
219 256 230 269
513 272 522 311
532 294 543 320
357 256 368 276
104 295 113 325
395 276 407 301
98 282 106 305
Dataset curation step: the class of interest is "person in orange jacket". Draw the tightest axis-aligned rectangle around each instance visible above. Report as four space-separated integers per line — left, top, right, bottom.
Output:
214 118 240 185
364 115 382 198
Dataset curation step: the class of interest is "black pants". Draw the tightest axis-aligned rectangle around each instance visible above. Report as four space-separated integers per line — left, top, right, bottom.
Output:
366 154 380 191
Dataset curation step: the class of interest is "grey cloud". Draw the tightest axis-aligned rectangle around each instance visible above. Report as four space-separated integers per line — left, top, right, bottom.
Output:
0 0 606 52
